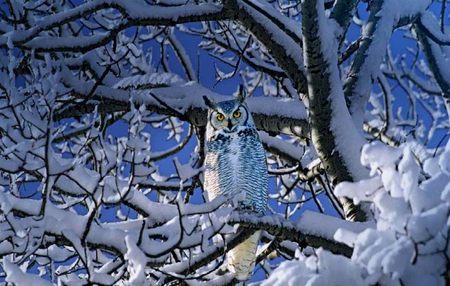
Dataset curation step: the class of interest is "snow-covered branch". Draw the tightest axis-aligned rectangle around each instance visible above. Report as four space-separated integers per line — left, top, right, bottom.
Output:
414 16 450 118
0 1 231 51
417 11 450 46
228 210 374 257
226 0 308 94
302 0 369 221
329 0 359 46
343 0 432 128
59 72 309 138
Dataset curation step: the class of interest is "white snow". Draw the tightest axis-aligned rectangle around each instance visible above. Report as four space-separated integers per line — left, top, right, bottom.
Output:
3 255 53 286
235 0 305 72
347 0 433 127
64 70 307 136
297 210 374 241
259 132 304 162
307 0 369 181
419 11 450 45
114 72 186 90
278 139 450 285
124 235 148 286
261 248 366 286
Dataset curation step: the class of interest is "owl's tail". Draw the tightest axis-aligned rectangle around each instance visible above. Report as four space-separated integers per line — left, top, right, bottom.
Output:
227 230 260 281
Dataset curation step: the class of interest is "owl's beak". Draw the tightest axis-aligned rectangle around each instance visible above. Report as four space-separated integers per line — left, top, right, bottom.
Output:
227 119 233 130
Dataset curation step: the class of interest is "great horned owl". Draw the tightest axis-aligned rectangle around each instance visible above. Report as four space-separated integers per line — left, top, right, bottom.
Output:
203 89 268 281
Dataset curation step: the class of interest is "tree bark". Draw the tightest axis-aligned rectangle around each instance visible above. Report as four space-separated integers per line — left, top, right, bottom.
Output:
302 0 369 222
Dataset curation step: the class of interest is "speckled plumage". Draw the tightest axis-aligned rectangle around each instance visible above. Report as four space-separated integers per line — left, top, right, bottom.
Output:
203 92 268 281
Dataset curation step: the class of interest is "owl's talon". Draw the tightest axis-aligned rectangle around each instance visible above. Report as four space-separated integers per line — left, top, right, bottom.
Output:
237 205 257 215
238 203 252 210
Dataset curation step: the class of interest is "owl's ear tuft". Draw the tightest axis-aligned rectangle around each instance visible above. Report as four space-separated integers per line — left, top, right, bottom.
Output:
236 85 246 103
203 95 217 110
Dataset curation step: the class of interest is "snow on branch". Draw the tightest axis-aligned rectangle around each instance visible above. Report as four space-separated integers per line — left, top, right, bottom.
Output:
196 26 287 79
329 0 359 45
158 209 373 282
0 189 249 282
414 15 450 117
0 1 231 50
227 210 374 258
159 229 255 283
343 0 432 128
259 140 450 285
226 0 308 94
59 71 309 138
417 11 450 46
302 0 369 221
166 32 198 82
333 142 450 284
259 132 304 163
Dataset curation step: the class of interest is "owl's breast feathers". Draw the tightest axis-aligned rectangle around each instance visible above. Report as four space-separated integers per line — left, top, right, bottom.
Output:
205 127 268 214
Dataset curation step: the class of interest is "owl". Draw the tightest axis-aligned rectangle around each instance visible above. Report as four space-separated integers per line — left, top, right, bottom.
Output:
203 89 268 281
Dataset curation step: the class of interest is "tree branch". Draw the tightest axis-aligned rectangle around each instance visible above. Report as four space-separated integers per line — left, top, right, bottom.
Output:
414 20 450 119
227 210 371 257
1 1 232 50
58 73 309 138
226 0 308 94
302 0 369 221
330 0 360 47
343 0 431 128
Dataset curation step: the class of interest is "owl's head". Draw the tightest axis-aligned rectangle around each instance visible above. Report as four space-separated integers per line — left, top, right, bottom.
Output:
203 88 254 135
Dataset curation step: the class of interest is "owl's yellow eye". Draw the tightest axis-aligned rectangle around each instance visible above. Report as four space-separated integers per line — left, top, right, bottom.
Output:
216 113 224 121
233 110 241 118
